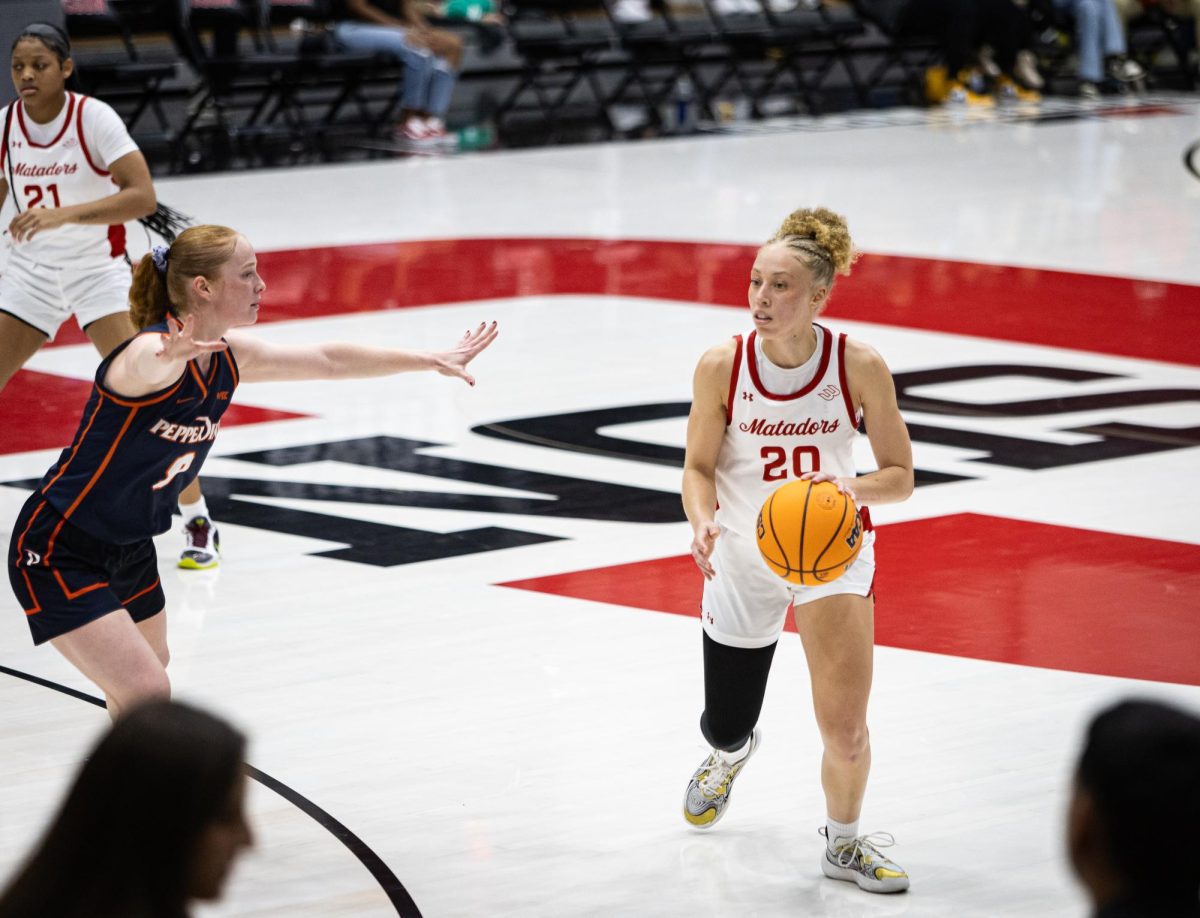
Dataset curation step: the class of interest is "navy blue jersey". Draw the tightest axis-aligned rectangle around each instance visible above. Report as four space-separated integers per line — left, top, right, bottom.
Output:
37 324 239 544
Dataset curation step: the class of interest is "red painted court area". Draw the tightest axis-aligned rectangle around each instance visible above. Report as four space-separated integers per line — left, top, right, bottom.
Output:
0 370 306 455
501 513 1200 687
34 239 1200 364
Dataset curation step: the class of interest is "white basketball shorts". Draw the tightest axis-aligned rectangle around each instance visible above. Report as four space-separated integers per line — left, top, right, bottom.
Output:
0 249 131 340
700 526 877 649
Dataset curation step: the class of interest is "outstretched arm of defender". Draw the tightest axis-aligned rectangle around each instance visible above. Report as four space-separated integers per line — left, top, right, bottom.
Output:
225 321 499 384
104 315 227 398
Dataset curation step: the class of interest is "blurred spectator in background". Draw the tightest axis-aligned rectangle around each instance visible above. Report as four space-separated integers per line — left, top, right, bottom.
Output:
331 0 463 144
1111 0 1200 80
0 701 253 918
1068 699 1200 918
858 0 1045 104
1052 0 1146 97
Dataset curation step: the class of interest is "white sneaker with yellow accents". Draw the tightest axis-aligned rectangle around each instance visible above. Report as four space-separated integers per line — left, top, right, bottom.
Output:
820 828 910 893
682 730 760 828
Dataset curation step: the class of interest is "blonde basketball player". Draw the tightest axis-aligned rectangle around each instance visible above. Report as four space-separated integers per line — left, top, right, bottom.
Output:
681 207 915 893
1 23 217 570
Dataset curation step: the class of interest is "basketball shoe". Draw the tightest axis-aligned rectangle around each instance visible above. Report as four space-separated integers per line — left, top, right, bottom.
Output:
996 75 1040 104
819 827 910 893
179 517 220 570
682 730 760 828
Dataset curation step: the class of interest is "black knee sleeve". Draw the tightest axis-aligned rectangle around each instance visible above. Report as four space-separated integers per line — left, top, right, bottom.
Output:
699 631 777 752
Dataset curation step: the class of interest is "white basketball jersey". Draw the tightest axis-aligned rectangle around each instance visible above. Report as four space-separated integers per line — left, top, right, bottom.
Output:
715 323 873 538
1 93 129 269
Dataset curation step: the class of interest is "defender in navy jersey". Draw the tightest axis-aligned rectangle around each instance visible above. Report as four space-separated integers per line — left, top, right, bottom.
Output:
35 323 238 544
680 208 915 893
8 224 498 719
1 22 221 571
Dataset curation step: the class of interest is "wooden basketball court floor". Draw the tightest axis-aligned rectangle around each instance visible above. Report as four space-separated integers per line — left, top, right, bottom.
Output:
2 96 1199 916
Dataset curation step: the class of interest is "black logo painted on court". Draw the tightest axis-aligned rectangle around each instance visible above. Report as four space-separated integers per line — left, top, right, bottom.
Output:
4 364 1193 567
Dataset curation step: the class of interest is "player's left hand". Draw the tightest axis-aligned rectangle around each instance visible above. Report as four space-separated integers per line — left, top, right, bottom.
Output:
8 207 68 243
432 321 499 386
800 470 857 503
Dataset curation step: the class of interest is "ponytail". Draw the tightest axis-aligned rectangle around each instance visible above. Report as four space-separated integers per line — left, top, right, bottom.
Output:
129 253 172 329
127 224 240 330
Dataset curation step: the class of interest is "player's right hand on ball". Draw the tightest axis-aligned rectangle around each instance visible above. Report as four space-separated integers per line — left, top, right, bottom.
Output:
691 520 721 580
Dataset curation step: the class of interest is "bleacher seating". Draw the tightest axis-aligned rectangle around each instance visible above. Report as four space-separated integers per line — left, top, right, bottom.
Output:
54 0 1197 172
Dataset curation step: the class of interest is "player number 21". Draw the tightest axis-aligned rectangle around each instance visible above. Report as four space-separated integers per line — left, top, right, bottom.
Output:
761 445 820 481
23 184 61 209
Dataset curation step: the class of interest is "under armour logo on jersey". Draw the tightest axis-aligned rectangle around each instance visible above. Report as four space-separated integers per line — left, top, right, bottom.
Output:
742 391 754 401
62 137 77 149
817 384 841 401
23 550 41 566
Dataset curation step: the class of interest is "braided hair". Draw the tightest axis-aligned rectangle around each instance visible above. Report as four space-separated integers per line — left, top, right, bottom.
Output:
767 208 858 298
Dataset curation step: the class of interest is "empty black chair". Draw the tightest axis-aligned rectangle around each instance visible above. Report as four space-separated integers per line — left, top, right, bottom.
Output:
600 0 725 128
495 0 617 136
167 0 310 168
62 0 179 139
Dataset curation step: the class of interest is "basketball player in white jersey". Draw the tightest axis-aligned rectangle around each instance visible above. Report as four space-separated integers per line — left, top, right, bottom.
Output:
1 23 219 570
681 208 915 893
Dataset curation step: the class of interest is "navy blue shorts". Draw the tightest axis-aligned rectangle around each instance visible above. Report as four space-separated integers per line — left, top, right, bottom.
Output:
8 494 165 645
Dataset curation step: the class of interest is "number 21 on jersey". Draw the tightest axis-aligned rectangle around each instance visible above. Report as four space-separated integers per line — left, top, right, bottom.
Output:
23 184 61 209
761 445 820 481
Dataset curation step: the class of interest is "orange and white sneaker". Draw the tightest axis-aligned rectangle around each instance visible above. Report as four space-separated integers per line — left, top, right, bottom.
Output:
820 828 910 893
179 516 220 570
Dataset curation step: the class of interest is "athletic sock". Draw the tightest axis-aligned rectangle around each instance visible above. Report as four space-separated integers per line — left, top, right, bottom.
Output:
826 816 859 851
180 495 210 524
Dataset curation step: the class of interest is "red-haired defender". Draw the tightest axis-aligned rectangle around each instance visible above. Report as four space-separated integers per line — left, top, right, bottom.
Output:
7 224 498 719
1 22 217 571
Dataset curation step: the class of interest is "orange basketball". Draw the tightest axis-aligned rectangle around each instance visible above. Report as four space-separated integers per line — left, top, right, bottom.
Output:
755 479 864 586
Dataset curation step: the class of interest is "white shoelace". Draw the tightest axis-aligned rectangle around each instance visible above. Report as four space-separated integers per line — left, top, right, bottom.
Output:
828 831 897 868
697 754 739 794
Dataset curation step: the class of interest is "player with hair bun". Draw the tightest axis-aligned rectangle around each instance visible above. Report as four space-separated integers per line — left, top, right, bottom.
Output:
680 207 915 893
7 224 498 721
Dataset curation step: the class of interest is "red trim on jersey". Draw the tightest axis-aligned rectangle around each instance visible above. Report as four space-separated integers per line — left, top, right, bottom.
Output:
861 506 873 532
75 96 111 177
107 224 126 258
836 333 858 427
726 335 743 426
16 93 76 148
745 328 832 401
63 407 138 519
